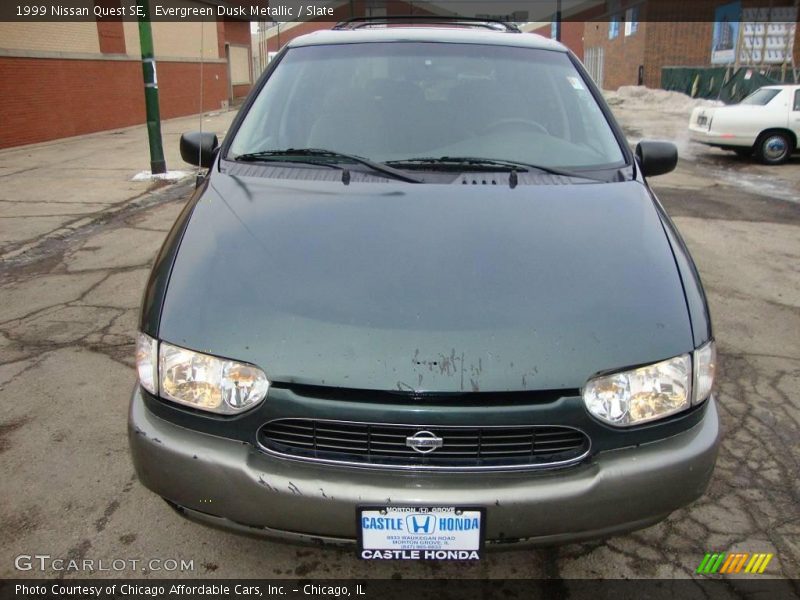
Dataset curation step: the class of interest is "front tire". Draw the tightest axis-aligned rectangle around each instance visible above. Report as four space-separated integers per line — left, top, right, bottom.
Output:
755 132 793 165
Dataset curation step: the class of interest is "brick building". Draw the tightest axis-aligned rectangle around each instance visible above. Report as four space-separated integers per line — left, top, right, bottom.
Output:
579 1 799 90
525 1 610 61
525 2 798 91
572 0 731 91
0 12 252 149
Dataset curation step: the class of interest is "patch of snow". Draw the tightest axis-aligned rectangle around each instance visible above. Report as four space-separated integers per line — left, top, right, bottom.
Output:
604 86 724 115
131 170 193 182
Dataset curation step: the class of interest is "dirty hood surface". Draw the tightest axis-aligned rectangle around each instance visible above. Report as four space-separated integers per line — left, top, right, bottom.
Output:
159 174 693 392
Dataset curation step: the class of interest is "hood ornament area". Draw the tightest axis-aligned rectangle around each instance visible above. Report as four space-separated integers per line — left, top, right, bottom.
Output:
405 430 444 454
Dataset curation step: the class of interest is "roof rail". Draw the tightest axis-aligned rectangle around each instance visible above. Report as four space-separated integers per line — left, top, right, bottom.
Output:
332 16 521 33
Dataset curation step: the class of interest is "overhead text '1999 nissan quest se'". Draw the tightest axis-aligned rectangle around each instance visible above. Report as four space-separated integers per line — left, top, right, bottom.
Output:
130 18 719 558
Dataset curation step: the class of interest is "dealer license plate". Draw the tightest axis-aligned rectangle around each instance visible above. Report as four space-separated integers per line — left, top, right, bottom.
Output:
357 506 485 560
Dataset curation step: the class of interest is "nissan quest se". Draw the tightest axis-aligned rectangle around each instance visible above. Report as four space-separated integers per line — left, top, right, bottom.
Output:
129 19 720 558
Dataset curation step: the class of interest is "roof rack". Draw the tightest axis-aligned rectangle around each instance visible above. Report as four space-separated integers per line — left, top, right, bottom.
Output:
332 16 521 33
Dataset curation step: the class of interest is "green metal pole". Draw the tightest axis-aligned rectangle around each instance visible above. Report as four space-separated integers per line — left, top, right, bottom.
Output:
137 0 166 174
556 0 562 42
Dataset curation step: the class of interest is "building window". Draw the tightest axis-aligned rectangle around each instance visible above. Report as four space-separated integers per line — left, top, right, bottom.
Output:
625 7 639 36
609 15 620 39
585 47 605 89
551 20 558 39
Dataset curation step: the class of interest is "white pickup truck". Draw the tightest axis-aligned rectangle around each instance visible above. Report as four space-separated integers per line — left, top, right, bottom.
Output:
689 84 800 164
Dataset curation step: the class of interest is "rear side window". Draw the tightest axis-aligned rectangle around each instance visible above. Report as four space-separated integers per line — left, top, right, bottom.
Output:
740 88 780 106
229 42 625 170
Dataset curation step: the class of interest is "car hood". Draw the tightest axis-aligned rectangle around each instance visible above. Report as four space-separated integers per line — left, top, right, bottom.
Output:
159 174 693 392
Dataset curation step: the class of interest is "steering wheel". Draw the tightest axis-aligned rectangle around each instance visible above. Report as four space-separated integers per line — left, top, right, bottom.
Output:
482 118 549 135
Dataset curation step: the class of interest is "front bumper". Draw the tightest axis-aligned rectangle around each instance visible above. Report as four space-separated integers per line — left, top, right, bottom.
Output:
129 387 720 547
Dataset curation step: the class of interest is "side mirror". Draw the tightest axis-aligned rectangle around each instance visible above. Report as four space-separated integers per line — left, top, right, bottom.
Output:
180 131 219 168
636 140 678 177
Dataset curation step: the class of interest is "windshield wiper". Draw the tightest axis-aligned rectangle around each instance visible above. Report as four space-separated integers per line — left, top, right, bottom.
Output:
385 156 606 182
233 148 422 183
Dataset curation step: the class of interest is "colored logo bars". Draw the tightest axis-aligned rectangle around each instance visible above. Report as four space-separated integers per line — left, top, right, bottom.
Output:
696 552 774 574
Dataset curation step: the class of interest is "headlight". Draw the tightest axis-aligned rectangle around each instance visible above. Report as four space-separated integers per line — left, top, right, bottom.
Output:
136 332 158 395
583 354 691 426
157 341 269 414
693 340 716 405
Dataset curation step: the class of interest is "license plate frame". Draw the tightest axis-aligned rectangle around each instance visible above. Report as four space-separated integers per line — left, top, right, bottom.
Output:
356 505 486 560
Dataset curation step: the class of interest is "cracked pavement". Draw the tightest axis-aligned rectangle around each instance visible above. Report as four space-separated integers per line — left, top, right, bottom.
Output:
0 103 798 583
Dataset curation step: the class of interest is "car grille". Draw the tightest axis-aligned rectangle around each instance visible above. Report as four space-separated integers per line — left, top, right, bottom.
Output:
257 419 590 470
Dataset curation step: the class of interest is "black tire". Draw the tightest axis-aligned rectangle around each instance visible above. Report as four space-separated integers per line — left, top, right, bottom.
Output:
755 131 793 165
733 147 752 158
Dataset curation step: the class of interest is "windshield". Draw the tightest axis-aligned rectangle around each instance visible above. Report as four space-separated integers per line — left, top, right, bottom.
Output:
228 42 625 170
740 88 781 106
